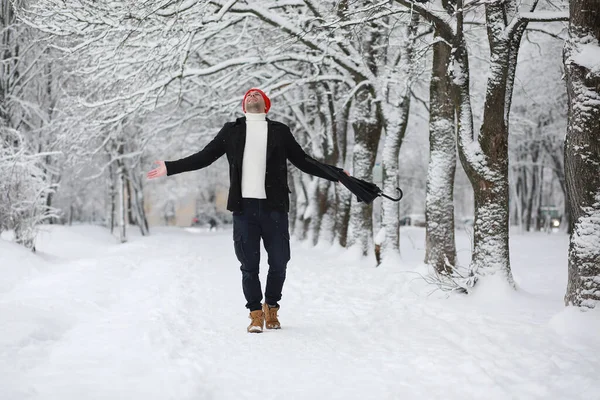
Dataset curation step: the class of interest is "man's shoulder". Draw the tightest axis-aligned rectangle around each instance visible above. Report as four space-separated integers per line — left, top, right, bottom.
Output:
266 118 286 126
219 119 242 132
266 119 291 132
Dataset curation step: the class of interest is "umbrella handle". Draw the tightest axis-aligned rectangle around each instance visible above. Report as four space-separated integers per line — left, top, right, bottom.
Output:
380 187 403 202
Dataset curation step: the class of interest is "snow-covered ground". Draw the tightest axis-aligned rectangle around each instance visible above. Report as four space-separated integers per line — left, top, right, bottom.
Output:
1 225 599 400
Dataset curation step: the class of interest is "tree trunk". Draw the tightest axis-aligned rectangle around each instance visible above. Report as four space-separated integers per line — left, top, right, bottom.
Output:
128 167 149 236
348 87 382 256
309 87 337 246
451 2 531 286
318 183 336 245
126 180 134 226
519 161 529 228
563 0 600 308
468 97 513 284
535 165 544 231
108 161 116 234
526 163 538 232
311 179 332 246
335 94 351 248
317 84 342 246
425 27 457 273
511 168 524 231
335 187 352 248
303 176 319 244
45 190 55 224
118 163 127 243
380 13 419 264
543 139 569 231
115 140 127 243
348 16 386 258
293 173 312 241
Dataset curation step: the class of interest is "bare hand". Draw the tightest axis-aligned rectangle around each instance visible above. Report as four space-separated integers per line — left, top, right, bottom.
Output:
147 160 167 180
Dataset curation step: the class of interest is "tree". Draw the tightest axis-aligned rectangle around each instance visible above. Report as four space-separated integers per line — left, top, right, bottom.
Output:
563 0 600 308
425 0 457 274
23 0 428 261
20 0 247 236
0 0 58 249
379 12 422 265
394 0 567 287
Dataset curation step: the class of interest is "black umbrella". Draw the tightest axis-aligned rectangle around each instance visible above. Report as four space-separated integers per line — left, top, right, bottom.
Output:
306 157 403 204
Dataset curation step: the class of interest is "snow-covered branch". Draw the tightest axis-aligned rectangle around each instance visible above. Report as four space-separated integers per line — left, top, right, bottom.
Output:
224 3 369 79
519 11 569 23
508 11 568 39
392 0 456 41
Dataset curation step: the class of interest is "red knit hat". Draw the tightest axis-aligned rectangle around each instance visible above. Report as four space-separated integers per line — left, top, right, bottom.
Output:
242 88 271 113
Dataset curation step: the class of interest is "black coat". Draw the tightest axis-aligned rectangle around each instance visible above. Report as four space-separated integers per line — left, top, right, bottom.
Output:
165 116 341 212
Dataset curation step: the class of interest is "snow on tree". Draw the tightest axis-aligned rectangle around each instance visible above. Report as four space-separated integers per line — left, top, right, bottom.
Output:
393 0 568 287
424 1 457 274
19 0 253 239
563 0 600 308
218 1 428 257
452 0 567 287
21 0 429 259
0 0 60 249
379 12 423 265
14 0 578 290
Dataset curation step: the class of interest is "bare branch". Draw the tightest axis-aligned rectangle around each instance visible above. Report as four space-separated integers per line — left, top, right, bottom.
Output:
525 27 567 41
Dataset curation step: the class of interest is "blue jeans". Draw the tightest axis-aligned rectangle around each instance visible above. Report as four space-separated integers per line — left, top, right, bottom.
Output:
233 198 291 311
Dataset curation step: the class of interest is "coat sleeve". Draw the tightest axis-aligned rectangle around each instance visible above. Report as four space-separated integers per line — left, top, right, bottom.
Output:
165 124 229 176
284 127 341 182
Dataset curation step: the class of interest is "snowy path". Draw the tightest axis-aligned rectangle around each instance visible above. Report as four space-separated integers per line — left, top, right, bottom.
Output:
1 225 599 400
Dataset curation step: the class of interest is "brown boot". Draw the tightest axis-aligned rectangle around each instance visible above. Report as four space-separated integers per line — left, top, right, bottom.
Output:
247 310 264 333
263 303 281 329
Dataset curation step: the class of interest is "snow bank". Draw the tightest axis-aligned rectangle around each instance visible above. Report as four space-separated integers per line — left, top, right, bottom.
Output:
549 306 600 344
0 239 44 293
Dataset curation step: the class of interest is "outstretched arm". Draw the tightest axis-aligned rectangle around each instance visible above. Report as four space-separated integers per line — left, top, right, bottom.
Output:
284 128 348 180
149 125 228 179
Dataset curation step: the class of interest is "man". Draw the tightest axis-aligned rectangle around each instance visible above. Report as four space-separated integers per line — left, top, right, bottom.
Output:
147 88 347 333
